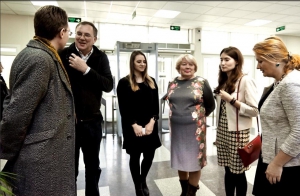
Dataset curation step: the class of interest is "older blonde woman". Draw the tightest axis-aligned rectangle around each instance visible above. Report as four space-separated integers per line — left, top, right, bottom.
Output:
164 54 215 196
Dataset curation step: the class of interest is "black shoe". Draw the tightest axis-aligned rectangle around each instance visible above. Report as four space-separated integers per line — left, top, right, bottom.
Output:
141 182 149 196
135 189 145 196
135 184 145 196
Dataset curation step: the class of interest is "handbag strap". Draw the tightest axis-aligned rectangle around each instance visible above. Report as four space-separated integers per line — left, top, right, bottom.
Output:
236 75 244 145
236 75 260 146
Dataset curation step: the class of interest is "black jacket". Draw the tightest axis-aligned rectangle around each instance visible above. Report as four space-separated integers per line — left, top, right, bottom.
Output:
0 74 8 120
59 43 113 121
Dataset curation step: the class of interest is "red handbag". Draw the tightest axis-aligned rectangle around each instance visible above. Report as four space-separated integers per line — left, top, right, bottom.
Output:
235 76 262 167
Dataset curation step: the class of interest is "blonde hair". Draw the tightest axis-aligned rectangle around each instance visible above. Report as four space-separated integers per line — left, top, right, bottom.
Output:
128 51 155 91
253 36 300 72
175 54 198 73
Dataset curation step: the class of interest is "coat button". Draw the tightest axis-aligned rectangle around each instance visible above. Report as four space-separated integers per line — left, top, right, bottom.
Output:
67 114 71 119
67 136 72 140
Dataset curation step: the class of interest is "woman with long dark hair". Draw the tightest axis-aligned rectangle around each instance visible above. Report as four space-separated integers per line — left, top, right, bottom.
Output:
214 47 259 196
117 51 161 196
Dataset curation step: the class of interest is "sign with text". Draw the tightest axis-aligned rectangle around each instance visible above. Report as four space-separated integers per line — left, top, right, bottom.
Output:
276 26 285 32
68 17 81 23
170 26 180 31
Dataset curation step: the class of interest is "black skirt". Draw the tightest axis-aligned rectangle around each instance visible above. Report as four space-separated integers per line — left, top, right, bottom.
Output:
252 155 300 196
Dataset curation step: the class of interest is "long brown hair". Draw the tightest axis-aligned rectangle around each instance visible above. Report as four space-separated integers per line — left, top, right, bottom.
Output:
253 36 300 72
129 51 155 91
215 46 244 94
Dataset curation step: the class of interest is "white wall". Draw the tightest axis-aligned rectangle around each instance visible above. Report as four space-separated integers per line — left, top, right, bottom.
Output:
276 35 300 55
2 13 300 122
1 14 35 51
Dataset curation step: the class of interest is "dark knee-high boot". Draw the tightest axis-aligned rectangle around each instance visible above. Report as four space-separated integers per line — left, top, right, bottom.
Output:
179 180 188 196
186 182 199 196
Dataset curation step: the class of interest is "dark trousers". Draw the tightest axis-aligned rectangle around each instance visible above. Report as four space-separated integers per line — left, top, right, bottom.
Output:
224 166 247 196
129 149 155 188
75 118 102 196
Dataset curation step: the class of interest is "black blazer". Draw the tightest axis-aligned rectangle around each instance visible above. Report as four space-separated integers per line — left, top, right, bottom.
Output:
59 43 113 121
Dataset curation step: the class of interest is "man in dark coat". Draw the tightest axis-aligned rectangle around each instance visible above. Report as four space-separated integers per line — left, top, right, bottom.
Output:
0 62 9 120
0 6 76 196
59 21 113 196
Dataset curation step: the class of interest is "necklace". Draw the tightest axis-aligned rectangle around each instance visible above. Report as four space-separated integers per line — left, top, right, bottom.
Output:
273 74 286 88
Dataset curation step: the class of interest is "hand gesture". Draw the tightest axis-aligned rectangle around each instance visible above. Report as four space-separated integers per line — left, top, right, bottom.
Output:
132 124 143 137
265 161 283 184
219 90 233 102
145 118 155 135
69 53 89 73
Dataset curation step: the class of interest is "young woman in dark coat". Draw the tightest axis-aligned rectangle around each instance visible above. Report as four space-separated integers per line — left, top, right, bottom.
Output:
117 51 161 196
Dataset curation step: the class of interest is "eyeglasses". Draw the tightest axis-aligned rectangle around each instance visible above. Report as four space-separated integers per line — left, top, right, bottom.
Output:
63 28 73 36
75 32 92 39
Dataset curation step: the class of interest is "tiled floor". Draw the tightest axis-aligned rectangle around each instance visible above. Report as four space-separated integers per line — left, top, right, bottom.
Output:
76 124 259 196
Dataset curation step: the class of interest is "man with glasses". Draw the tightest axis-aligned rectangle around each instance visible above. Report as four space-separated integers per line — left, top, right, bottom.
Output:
0 6 75 196
59 21 113 196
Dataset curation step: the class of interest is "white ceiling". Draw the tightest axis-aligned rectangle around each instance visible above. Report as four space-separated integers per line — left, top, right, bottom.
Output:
1 1 300 36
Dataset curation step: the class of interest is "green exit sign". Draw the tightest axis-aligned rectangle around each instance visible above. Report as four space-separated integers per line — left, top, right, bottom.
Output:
68 17 81 23
276 26 285 32
170 26 180 31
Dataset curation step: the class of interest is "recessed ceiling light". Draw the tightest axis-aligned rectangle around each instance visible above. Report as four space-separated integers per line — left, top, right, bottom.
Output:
154 10 180 19
31 1 58 6
244 19 272 26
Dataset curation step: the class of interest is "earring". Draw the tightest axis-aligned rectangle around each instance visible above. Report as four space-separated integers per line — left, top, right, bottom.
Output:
276 63 280 67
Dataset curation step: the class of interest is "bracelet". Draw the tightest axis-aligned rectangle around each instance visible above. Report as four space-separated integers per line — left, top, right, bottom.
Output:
230 97 236 105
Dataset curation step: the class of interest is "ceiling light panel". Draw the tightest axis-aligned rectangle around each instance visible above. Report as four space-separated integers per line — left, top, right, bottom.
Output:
154 10 180 19
244 19 272 26
31 1 58 6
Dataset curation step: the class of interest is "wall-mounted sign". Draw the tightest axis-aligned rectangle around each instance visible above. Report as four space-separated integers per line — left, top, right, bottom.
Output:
170 26 180 31
276 26 285 32
68 17 81 23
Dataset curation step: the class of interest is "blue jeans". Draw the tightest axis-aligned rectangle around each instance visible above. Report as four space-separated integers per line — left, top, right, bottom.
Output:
75 118 102 196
